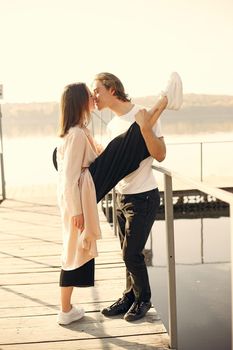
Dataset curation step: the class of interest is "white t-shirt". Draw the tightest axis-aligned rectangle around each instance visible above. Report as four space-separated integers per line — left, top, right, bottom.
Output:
107 104 163 194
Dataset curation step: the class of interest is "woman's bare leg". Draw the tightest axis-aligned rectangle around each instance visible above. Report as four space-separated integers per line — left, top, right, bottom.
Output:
60 286 73 312
147 96 168 127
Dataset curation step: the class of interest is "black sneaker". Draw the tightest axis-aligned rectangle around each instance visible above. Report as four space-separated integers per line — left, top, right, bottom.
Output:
101 296 133 317
124 300 151 321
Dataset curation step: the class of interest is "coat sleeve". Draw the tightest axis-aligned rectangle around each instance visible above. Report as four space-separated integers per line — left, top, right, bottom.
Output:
62 129 86 216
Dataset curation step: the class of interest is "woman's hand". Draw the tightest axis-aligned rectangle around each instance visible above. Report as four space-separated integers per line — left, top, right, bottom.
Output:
72 214 84 232
95 143 104 155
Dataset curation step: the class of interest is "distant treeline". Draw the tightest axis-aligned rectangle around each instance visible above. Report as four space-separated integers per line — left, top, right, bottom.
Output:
157 106 233 135
1 94 233 137
2 102 59 137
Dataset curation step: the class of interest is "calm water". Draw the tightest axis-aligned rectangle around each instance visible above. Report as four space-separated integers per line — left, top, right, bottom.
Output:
148 217 231 350
2 132 233 189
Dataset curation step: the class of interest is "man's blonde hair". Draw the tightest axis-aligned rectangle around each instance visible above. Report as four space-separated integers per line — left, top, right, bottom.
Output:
94 72 131 102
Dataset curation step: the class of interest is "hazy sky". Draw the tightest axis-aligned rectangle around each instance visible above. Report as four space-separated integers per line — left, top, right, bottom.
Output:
0 0 233 102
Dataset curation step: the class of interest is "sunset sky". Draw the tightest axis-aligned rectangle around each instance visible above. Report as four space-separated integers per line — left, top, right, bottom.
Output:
0 0 233 102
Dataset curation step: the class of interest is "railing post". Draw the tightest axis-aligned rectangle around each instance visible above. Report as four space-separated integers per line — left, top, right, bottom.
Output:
164 173 178 349
105 193 110 222
105 192 110 222
200 142 203 181
0 104 6 201
112 188 118 236
230 203 233 350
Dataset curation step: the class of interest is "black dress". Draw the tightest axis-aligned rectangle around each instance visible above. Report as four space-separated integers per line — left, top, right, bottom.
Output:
54 122 150 287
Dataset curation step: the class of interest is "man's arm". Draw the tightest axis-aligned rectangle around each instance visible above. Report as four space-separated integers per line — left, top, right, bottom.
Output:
140 128 166 162
135 108 166 162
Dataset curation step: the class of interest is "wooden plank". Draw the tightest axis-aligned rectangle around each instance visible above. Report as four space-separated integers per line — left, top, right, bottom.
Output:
0 254 123 274
0 266 125 286
0 300 122 318
0 279 127 309
0 263 125 278
0 240 120 257
0 311 166 345
0 198 169 349
0 334 169 350
0 244 62 259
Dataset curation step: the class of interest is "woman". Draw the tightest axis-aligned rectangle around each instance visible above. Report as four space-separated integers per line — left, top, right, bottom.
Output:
56 75 182 325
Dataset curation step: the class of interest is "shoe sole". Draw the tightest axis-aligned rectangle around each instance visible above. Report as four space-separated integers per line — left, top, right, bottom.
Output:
124 303 152 322
167 72 183 110
101 308 130 317
57 310 85 325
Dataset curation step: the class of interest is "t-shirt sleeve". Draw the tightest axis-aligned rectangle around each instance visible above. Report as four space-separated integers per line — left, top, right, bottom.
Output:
62 129 86 216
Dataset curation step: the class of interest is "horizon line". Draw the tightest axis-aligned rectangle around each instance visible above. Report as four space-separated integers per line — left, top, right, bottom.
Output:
1 92 233 105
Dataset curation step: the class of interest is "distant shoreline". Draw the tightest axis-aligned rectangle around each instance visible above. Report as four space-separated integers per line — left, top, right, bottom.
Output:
1 94 233 138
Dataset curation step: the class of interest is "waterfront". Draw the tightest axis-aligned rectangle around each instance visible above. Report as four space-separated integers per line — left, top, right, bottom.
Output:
148 216 230 350
2 132 233 189
1 132 233 349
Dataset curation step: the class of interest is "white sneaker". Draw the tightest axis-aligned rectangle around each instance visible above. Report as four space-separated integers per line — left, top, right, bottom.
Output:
57 305 85 325
161 72 183 110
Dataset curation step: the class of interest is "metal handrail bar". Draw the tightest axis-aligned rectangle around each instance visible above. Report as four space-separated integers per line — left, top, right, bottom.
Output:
167 140 233 146
152 164 233 350
152 165 233 205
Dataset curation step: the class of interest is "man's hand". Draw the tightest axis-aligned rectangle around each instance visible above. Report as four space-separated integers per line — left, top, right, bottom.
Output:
72 214 84 232
135 108 166 162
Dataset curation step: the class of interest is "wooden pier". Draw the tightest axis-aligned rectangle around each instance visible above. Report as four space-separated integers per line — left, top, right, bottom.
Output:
102 187 233 223
0 187 169 350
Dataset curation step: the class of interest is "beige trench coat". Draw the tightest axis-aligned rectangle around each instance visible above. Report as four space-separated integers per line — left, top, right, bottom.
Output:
57 126 101 270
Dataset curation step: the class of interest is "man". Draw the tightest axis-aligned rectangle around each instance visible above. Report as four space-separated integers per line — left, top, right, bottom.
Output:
92 72 182 321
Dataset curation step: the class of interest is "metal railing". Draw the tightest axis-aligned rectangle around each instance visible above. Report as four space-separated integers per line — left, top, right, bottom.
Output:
0 104 6 201
106 166 233 350
154 165 233 349
165 140 233 184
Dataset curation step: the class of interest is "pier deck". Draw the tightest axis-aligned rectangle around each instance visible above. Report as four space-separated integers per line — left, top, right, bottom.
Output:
0 187 169 350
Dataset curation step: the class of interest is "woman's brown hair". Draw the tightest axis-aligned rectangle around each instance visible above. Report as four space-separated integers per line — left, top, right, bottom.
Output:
58 83 90 137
